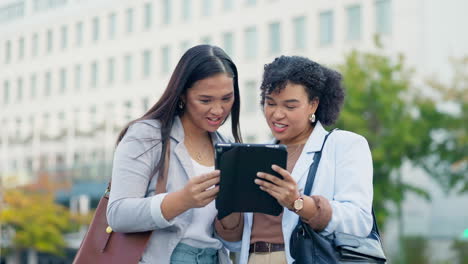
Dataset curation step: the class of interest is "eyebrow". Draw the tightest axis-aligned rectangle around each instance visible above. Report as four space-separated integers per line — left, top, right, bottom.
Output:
265 96 300 103
198 92 234 98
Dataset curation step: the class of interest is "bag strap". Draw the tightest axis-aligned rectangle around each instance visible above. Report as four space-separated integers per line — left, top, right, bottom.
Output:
300 129 380 238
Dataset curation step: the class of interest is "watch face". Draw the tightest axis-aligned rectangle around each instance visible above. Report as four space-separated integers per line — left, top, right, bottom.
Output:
294 198 304 210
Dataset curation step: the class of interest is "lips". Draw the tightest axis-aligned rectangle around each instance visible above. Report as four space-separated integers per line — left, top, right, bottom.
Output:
272 121 288 133
206 117 223 126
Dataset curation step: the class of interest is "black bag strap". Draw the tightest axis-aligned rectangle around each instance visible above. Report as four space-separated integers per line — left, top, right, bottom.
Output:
300 128 380 238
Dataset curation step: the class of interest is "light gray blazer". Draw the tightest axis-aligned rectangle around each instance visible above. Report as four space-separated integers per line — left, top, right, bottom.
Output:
107 116 231 264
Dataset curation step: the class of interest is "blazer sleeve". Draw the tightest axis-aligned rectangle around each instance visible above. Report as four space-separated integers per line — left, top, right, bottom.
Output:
106 122 175 233
322 131 374 237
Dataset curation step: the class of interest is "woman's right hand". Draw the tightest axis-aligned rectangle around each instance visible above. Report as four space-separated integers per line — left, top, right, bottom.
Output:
181 170 220 208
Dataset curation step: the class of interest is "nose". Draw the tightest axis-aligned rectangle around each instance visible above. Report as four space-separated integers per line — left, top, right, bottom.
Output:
210 102 223 115
272 108 285 119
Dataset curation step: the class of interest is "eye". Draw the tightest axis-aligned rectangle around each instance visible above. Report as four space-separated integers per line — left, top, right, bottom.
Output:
222 96 233 102
266 101 275 106
200 99 211 104
286 106 296 110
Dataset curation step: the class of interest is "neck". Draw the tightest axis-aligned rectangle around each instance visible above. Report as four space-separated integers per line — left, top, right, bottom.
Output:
280 124 314 145
180 114 210 140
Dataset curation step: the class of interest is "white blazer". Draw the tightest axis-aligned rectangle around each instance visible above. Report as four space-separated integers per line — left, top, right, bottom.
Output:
222 121 374 264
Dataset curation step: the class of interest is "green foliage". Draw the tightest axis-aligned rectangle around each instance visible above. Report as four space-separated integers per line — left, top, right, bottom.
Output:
0 188 80 256
335 51 467 227
452 240 468 264
399 236 429 264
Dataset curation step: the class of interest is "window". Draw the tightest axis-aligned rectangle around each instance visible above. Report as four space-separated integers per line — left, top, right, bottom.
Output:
202 0 212 17
245 81 257 113
90 61 98 88
180 40 191 55
161 46 171 74
5 40 11 63
59 68 66 93
44 71 51 96
3 80 9 104
32 34 38 57
107 57 115 84
17 78 23 101
18 37 25 59
75 21 83 46
246 0 256 6
124 54 132 81
376 0 392 34
46 29 53 53
244 26 257 59
144 3 153 29
60 25 68 49
347 5 362 41
222 32 234 57
142 97 150 113
92 17 100 42
30 74 37 99
126 8 134 33
162 0 171 25
142 50 152 78
124 100 133 121
108 13 116 39
223 0 234 11
269 22 281 54
293 16 306 50
74 65 82 90
319 11 334 45
182 0 191 21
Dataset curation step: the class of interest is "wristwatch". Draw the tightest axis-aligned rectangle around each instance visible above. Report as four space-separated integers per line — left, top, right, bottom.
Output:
292 196 304 213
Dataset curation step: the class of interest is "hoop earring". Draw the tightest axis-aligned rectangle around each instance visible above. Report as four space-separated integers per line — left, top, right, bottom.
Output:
309 113 316 123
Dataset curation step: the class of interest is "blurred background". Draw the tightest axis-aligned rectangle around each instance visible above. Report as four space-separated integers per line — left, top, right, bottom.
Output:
0 0 467 263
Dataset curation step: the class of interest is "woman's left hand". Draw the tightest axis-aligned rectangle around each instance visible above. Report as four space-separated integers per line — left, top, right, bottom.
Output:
255 164 300 210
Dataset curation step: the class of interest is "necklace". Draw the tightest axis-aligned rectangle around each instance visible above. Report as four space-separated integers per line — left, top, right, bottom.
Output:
287 144 304 158
184 136 211 162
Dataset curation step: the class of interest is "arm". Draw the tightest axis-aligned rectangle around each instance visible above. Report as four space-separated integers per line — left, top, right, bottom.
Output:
214 213 244 242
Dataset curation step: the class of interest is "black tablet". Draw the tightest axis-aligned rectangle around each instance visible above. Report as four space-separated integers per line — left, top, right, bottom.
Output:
214 143 287 219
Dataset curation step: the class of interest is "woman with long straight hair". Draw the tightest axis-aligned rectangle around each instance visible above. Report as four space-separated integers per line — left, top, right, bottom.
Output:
107 45 242 264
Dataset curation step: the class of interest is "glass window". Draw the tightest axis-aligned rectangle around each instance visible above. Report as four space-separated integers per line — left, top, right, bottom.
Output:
124 54 132 81
144 2 153 29
182 0 191 21
161 46 171 74
18 37 25 59
44 71 51 96
162 0 171 25
60 25 68 49
202 0 212 17
245 81 257 113
30 74 37 99
108 13 116 39
222 32 234 57
59 68 66 93
46 29 53 53
223 0 233 11
75 21 83 47
375 0 392 34
91 61 98 88
269 22 281 54
126 8 134 33
347 5 361 41
5 40 11 63
293 16 306 50
244 26 257 59
200 36 211 44
92 17 100 42
17 78 23 102
319 11 334 45
246 0 256 6
3 80 9 104
32 34 38 57
142 50 152 78
107 57 115 84
180 40 191 56
74 65 81 90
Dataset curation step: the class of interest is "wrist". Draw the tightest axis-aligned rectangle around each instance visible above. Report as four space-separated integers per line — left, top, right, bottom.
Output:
289 195 304 213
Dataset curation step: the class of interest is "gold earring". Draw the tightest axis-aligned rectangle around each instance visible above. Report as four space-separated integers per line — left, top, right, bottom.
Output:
309 113 316 123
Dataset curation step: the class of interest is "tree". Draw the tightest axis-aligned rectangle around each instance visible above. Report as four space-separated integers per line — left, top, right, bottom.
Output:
0 188 80 257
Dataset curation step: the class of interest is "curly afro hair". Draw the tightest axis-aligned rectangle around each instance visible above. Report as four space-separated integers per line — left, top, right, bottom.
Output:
260 56 345 126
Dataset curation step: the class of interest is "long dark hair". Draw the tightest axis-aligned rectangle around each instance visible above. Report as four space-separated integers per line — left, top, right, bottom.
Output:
116 44 242 176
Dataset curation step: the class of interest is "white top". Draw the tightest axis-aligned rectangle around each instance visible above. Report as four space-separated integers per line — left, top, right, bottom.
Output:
180 158 222 249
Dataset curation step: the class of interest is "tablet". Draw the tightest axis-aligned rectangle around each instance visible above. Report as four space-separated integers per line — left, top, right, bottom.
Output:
214 143 287 219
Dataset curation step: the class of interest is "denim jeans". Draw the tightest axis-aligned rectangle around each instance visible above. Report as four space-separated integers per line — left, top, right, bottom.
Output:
170 243 218 264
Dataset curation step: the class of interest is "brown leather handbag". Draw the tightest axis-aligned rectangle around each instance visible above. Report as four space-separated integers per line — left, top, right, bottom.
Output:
73 143 169 264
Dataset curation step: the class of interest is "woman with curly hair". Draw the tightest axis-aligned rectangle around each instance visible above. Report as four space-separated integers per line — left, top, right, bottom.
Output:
215 56 374 264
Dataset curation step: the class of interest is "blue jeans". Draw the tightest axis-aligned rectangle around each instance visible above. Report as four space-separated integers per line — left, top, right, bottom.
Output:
170 243 218 264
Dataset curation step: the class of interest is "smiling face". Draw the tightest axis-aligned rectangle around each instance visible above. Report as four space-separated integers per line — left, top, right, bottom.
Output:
264 82 319 145
180 73 235 134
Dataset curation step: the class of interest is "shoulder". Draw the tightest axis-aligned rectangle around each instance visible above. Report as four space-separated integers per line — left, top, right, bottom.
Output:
124 119 162 142
214 131 233 144
326 129 370 152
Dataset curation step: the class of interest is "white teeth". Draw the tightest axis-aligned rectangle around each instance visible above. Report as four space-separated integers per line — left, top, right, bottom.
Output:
274 123 286 128
208 118 220 121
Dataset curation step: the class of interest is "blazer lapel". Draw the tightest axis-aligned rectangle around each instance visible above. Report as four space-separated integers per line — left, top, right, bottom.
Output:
171 117 194 180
